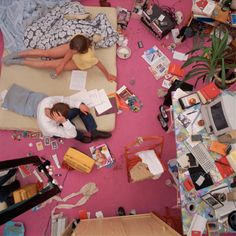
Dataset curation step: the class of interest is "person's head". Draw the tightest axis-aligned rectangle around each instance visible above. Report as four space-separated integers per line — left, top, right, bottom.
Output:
69 35 91 53
50 103 70 118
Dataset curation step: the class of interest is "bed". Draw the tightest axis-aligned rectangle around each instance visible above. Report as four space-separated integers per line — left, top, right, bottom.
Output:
0 6 117 132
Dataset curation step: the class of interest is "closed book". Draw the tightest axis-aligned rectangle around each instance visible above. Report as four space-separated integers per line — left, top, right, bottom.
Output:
168 63 184 77
215 156 234 179
197 82 221 104
226 150 236 173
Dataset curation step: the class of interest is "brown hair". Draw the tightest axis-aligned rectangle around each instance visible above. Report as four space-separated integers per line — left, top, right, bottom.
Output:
69 35 92 53
50 103 70 118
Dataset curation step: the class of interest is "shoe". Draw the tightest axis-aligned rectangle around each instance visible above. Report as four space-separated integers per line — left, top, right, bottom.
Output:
91 130 112 140
157 114 168 131
78 136 92 143
117 207 126 216
159 105 169 122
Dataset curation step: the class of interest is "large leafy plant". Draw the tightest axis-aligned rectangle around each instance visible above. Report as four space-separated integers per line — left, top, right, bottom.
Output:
182 28 236 88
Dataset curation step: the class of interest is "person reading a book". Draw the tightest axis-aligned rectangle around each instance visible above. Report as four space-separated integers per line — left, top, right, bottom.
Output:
2 84 112 143
3 34 116 82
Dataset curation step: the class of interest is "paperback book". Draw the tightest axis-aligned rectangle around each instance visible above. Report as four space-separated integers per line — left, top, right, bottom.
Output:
89 144 113 169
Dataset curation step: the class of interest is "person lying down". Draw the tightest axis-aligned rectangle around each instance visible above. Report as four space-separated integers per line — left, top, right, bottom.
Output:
1 84 112 143
3 35 116 82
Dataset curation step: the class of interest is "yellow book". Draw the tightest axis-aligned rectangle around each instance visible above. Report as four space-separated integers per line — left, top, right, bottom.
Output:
64 148 95 173
226 150 236 173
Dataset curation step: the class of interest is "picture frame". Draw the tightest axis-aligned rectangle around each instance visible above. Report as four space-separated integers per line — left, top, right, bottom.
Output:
201 192 224 210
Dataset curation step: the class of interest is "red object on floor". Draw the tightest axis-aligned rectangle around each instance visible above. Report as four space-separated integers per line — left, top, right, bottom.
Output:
78 209 88 219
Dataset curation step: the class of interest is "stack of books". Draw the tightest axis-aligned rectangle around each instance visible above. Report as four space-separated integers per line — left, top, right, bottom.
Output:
192 0 217 26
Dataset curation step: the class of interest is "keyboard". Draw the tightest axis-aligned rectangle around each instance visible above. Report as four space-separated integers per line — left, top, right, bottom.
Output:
185 142 215 173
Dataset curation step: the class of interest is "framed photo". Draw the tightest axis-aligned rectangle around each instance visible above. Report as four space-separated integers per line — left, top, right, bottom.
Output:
201 193 224 210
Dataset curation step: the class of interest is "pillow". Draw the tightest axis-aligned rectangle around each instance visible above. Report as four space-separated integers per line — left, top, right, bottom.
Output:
63 2 90 20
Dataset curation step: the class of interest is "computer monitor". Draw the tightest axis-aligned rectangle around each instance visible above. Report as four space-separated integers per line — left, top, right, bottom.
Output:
201 93 236 136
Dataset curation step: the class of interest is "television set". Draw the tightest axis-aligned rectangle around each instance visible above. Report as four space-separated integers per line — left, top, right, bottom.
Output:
201 93 236 136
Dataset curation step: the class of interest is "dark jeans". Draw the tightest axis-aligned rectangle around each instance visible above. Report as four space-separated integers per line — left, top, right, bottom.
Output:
67 108 97 140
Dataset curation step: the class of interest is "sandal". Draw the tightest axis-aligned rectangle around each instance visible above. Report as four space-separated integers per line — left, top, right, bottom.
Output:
157 114 168 131
159 105 169 122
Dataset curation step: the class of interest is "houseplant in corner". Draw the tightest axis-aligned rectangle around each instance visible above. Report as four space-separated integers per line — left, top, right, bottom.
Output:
181 27 236 89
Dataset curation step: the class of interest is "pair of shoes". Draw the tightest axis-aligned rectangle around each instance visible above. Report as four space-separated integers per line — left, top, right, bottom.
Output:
157 114 168 131
100 0 111 7
78 136 92 143
117 207 126 216
159 105 169 122
91 130 112 140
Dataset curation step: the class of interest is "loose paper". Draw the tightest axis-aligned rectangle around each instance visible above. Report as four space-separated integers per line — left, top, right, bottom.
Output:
95 89 112 114
87 89 102 107
173 51 188 61
69 70 87 91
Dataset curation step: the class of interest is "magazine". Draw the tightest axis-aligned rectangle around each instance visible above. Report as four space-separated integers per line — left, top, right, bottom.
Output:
142 45 170 80
89 144 113 169
117 7 131 30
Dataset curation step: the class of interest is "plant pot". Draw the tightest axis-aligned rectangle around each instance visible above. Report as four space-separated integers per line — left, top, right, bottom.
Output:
214 73 236 90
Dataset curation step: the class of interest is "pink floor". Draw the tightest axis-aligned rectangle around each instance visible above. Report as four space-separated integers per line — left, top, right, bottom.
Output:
0 0 221 235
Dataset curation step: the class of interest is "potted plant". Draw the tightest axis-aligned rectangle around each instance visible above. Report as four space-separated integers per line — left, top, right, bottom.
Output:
181 27 236 89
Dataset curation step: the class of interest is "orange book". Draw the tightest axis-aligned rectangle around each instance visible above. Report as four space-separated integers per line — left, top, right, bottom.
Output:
210 141 227 156
197 82 221 104
168 63 184 77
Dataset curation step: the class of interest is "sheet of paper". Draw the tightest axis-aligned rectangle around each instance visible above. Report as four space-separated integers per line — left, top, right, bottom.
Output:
203 1 215 15
187 214 207 236
95 89 112 114
69 90 91 106
173 88 188 100
173 51 188 61
69 70 87 91
87 89 102 107
137 150 164 176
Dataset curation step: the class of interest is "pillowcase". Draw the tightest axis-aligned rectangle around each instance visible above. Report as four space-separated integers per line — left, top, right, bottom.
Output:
63 2 90 20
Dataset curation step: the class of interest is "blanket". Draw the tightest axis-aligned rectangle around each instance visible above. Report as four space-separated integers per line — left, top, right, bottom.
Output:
23 2 119 49
0 0 68 52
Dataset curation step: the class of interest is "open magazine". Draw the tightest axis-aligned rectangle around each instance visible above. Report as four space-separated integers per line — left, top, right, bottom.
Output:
142 45 170 80
89 144 113 169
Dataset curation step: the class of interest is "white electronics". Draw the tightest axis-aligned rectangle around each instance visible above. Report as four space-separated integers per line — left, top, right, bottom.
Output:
201 93 236 136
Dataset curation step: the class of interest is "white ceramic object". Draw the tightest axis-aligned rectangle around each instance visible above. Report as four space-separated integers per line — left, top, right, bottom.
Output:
117 46 131 59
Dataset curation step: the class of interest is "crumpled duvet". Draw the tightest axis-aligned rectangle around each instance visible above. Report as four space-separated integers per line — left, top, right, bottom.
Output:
0 0 68 52
23 2 119 49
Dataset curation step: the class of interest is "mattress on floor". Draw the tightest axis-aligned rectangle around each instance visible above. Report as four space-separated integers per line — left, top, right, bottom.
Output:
0 6 117 132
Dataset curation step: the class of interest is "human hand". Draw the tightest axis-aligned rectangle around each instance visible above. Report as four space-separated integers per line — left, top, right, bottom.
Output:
107 74 116 82
55 64 64 76
51 111 66 123
79 103 90 115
